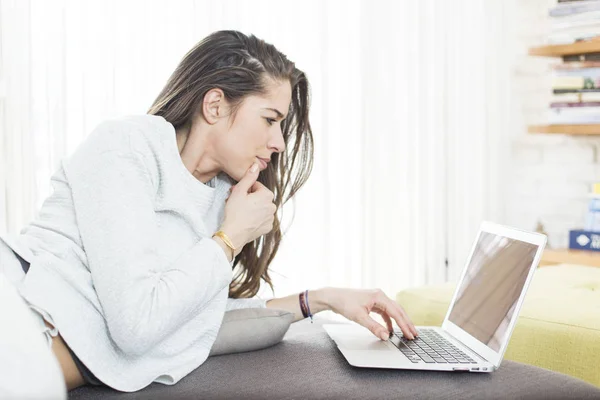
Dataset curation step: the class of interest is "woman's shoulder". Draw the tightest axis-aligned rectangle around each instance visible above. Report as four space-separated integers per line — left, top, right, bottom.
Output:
107 114 171 133
62 115 179 194
93 114 171 140
62 115 174 186
80 114 173 156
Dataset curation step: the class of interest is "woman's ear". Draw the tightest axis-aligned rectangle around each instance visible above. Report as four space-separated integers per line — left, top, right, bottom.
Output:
203 88 226 124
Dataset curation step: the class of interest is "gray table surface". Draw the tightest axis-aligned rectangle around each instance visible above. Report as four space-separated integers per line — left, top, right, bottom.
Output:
69 317 600 400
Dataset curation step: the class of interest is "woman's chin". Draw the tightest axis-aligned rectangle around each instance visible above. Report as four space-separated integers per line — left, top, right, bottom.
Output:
226 169 244 183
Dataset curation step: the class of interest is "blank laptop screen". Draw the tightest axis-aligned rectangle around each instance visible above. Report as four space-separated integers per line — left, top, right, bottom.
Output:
447 231 539 352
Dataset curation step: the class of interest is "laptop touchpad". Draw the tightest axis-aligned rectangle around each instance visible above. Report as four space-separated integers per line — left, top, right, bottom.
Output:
334 333 393 351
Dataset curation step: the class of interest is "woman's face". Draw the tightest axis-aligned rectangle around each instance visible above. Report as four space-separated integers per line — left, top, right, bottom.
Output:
215 80 291 182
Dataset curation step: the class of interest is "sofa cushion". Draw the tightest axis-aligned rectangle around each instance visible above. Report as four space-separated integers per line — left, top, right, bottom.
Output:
209 308 294 356
69 318 600 399
396 264 600 387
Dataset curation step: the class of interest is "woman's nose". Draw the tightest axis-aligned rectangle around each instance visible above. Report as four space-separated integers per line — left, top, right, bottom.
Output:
269 128 285 153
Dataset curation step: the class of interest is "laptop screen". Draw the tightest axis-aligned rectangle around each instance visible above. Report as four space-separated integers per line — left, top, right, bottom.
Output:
447 231 539 352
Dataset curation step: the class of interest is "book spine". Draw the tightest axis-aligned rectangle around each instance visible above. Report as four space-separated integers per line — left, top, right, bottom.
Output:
549 1 600 17
551 92 600 101
550 101 600 107
553 88 600 94
554 67 600 76
547 115 600 123
552 76 595 90
549 107 600 114
553 62 600 70
564 54 600 62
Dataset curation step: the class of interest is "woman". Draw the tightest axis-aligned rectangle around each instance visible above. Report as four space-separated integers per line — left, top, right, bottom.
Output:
0 30 418 395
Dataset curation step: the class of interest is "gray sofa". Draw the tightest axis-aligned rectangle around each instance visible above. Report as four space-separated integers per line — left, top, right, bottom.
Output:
69 318 600 399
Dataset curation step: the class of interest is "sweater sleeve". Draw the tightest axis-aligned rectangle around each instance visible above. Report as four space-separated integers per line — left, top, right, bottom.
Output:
63 124 233 356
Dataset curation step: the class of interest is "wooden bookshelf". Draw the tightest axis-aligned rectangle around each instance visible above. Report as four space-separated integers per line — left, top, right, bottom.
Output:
528 124 600 135
528 39 600 135
540 249 600 268
528 39 600 57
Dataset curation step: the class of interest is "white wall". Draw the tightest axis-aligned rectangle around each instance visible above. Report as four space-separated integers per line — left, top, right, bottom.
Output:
507 0 600 249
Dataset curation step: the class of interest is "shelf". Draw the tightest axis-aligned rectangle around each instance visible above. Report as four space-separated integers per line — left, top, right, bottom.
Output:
528 124 600 135
528 39 600 57
540 249 600 268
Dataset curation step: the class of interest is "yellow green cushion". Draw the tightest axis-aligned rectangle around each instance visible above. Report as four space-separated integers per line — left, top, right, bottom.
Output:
396 264 600 387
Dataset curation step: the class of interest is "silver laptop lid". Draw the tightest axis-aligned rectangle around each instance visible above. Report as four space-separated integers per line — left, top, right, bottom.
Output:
441 221 547 367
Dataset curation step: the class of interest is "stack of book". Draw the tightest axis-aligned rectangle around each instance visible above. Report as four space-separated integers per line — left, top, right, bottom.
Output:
549 61 600 124
548 0 600 45
569 183 600 252
545 1 600 125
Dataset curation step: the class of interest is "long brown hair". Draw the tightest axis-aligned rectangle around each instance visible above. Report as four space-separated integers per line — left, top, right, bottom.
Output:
147 30 313 299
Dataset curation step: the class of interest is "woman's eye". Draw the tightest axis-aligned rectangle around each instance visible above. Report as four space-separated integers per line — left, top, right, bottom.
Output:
265 118 276 126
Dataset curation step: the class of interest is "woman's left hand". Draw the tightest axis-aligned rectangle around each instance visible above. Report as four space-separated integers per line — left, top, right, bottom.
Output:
324 287 419 341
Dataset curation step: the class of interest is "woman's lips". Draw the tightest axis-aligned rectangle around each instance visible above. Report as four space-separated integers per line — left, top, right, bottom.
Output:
257 157 268 170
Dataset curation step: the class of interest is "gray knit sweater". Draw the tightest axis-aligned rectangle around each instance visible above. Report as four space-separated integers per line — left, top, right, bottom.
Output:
4 114 267 391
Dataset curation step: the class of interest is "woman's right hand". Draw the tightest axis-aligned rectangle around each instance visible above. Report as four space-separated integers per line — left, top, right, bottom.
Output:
220 163 276 254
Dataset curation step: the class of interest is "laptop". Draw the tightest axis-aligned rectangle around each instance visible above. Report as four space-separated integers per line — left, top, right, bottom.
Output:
323 221 547 373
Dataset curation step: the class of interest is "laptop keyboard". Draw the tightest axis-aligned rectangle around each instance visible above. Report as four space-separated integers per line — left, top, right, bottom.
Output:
390 328 476 364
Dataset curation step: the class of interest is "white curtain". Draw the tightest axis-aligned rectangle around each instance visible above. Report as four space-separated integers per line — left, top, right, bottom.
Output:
0 0 514 301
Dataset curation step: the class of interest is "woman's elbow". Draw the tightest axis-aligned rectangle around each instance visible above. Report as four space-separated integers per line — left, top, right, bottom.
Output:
107 320 157 356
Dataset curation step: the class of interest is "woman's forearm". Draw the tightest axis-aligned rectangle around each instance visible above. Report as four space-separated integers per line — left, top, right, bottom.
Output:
266 287 330 322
